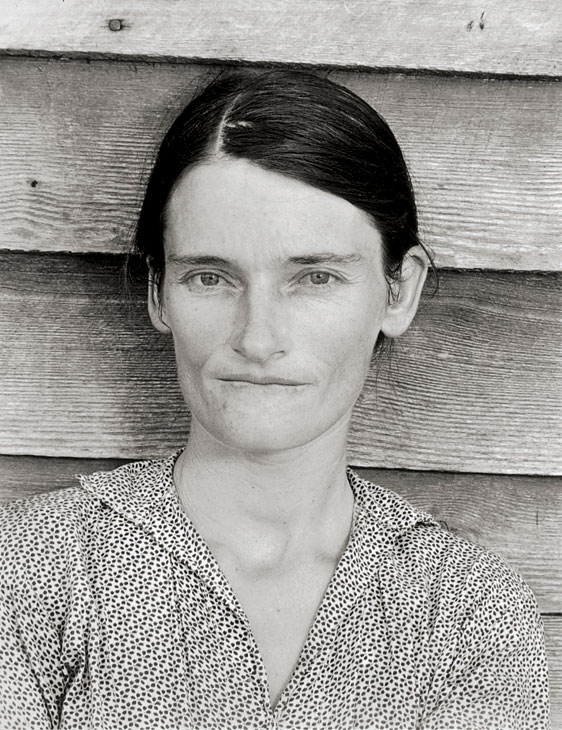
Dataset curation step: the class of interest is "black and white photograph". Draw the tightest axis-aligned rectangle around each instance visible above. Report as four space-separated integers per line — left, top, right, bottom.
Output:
0 2 560 728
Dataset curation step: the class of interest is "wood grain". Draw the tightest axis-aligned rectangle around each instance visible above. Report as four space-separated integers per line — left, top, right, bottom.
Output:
0 57 561 269
351 269 562 473
0 252 560 474
544 617 562 729
0 455 127 503
1 0 561 75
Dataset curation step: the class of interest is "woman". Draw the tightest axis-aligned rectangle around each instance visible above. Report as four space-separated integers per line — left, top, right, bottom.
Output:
0 70 550 729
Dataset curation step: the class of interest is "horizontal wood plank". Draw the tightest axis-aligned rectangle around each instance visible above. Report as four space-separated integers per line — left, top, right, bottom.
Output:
1 0 561 76
0 253 560 473
544 617 562 729
0 59 561 270
0 455 127 503
1 456 560 612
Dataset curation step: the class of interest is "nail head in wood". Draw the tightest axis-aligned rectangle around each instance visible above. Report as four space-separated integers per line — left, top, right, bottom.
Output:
108 18 123 32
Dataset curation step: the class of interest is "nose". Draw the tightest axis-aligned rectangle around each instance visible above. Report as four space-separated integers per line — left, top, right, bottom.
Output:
230 283 291 363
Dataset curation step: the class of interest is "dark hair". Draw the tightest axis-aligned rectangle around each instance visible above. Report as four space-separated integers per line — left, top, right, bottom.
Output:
131 69 434 351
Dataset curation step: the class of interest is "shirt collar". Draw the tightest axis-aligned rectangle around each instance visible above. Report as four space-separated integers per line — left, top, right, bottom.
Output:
345 468 438 574
77 451 438 582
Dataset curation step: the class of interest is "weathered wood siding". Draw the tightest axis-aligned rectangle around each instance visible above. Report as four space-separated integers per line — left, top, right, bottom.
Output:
2 0 561 75
1 1 560 724
1 58 561 269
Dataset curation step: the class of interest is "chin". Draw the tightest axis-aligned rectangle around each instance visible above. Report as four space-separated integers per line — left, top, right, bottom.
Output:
185 383 355 455
197 413 321 455
222 426 312 455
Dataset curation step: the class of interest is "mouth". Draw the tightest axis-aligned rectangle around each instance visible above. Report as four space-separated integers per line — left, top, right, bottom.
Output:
218 375 306 386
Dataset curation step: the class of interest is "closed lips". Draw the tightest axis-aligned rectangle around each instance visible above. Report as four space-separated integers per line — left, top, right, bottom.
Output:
218 376 305 385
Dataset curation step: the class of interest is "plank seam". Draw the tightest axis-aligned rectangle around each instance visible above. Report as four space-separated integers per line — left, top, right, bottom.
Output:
0 49 560 82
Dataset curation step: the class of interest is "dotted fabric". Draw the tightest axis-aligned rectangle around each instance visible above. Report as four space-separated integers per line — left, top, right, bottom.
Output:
0 452 550 729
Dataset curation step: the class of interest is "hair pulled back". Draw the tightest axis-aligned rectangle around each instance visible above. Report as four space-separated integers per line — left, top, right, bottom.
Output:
134 69 431 289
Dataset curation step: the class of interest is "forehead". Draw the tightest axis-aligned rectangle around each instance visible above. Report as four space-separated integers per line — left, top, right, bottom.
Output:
164 158 383 264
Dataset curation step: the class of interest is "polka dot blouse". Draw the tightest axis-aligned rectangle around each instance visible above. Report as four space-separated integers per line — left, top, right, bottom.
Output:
0 452 550 729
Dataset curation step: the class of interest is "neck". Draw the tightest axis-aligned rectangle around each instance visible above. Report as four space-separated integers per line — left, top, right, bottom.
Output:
173 418 354 570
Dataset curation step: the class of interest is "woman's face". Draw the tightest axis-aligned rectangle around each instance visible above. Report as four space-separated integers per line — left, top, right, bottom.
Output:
150 158 409 455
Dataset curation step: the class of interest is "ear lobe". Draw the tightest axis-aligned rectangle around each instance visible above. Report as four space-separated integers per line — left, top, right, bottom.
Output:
147 271 171 334
380 247 428 339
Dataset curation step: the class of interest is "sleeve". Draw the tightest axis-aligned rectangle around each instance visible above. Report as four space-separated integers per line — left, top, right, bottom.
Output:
0 498 72 730
421 552 551 730
0 592 54 729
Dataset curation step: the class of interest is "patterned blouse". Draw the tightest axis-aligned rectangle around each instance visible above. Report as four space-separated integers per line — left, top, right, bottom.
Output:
0 452 550 729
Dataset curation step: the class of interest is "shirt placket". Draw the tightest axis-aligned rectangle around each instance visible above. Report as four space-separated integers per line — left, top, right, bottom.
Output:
269 531 372 727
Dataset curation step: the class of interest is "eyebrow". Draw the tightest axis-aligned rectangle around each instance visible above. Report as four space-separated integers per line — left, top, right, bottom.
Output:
167 255 233 267
166 253 365 267
287 253 364 266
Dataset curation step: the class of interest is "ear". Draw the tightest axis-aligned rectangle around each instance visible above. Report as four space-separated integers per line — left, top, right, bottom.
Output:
147 265 171 334
380 246 428 338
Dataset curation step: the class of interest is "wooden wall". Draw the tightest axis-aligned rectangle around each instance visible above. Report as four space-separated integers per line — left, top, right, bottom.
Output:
1 1 561 724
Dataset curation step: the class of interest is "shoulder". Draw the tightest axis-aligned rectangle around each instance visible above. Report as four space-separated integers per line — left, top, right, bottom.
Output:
404 509 537 616
0 485 103 635
0 455 175 592
0 484 99 566
409 524 540 629
348 468 538 610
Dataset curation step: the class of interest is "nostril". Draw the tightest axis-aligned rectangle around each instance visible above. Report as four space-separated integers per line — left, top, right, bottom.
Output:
230 291 291 362
231 318 288 362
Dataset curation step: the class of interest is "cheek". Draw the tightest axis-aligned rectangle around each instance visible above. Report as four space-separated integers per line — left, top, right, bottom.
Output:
299 300 382 383
165 298 232 372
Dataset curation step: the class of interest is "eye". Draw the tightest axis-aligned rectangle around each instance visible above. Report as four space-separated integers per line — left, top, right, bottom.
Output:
300 271 336 286
184 271 227 289
197 272 222 287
